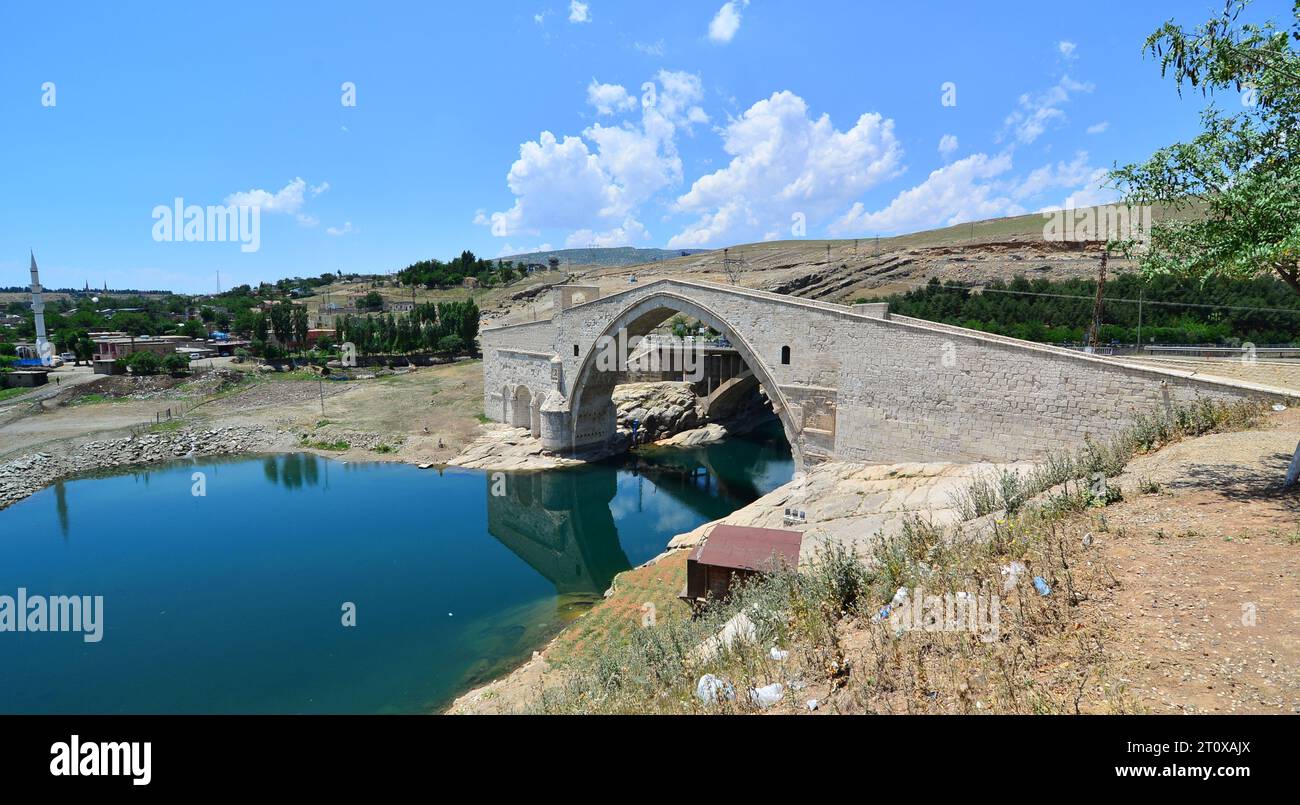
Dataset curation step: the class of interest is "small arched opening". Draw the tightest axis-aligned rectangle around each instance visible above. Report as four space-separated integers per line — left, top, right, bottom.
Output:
511 385 532 429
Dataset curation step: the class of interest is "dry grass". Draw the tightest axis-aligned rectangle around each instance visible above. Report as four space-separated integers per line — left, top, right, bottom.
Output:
530 398 1269 715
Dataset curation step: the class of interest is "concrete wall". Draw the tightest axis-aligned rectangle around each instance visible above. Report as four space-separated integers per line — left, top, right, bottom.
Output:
482 279 1296 465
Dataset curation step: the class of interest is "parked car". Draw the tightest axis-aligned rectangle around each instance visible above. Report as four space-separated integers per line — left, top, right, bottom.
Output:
59 352 76 363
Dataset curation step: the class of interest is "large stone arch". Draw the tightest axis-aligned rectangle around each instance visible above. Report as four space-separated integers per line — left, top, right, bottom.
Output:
565 292 802 462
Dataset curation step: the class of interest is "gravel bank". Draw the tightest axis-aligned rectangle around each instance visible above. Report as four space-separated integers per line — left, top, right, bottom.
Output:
0 425 278 510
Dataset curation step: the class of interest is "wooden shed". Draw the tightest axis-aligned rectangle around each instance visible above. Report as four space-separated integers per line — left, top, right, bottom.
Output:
680 524 803 605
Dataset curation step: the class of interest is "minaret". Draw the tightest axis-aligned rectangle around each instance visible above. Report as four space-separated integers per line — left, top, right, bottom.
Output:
30 252 50 364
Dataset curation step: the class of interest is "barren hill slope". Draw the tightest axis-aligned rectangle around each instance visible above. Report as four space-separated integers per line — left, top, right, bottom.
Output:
487 206 1151 325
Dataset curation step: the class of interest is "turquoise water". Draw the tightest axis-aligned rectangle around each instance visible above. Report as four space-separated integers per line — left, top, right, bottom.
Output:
0 424 791 713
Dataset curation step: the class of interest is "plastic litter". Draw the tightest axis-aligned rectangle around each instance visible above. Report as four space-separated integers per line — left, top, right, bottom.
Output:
1273 404 1288 412
891 587 909 606
769 647 789 662
874 605 892 622
1001 561 1027 592
696 674 735 705
806 699 819 711
1033 576 1052 596
748 683 784 709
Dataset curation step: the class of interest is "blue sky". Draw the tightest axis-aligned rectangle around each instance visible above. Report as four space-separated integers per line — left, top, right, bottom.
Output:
1 0 1290 293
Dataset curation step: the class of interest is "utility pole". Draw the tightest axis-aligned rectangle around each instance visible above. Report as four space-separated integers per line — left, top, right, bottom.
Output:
1087 247 1109 353
1135 284 1145 355
720 247 745 284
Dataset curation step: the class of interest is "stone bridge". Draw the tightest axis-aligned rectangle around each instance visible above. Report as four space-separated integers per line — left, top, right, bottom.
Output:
482 279 1295 466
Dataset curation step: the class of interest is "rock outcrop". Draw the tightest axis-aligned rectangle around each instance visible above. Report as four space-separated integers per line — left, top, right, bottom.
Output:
613 382 703 442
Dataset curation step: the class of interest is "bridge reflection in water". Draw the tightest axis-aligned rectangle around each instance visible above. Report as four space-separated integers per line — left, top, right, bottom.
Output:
486 468 629 597
485 420 794 597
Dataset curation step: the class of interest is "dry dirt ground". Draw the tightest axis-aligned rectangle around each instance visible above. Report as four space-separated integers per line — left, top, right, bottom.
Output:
1094 408 1300 714
0 359 491 468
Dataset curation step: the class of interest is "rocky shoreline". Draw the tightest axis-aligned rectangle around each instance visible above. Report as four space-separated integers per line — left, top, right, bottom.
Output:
0 425 278 511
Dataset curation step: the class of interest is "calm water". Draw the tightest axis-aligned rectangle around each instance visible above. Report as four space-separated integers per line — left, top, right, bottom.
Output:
0 423 791 713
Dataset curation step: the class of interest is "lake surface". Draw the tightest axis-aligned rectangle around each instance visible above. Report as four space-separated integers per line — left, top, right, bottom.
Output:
0 423 792 713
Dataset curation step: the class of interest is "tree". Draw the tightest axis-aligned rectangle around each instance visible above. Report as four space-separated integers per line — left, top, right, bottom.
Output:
1110 1 1300 293
162 352 191 375
436 334 464 356
269 302 293 346
115 312 152 349
292 305 309 348
125 350 162 376
180 319 207 339
75 335 94 366
252 313 269 344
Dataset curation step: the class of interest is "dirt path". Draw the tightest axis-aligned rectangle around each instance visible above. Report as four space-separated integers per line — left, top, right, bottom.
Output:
1094 408 1300 713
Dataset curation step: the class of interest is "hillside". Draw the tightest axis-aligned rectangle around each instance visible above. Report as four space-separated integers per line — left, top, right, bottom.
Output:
498 246 708 268
482 205 1165 325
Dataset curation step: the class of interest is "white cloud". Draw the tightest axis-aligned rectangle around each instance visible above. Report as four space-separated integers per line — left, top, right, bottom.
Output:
226 177 311 214
485 131 616 236
565 217 650 248
587 80 636 115
669 90 903 247
634 40 665 57
497 242 554 258
483 70 706 242
325 221 355 236
1001 75 1093 145
225 177 327 228
1086 121 1110 135
938 134 959 159
650 69 710 128
1035 162 1119 212
831 153 1023 236
708 1 748 44
1058 40 1078 59
569 1 590 23
1012 151 1101 200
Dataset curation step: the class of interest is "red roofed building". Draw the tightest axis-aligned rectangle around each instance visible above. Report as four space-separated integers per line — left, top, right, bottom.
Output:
681 524 803 605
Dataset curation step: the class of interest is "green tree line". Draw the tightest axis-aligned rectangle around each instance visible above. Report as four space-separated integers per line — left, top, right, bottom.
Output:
873 274 1300 346
396 250 526 289
335 299 480 356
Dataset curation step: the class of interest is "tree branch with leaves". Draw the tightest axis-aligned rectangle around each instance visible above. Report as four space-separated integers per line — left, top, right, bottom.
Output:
1110 0 1300 294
